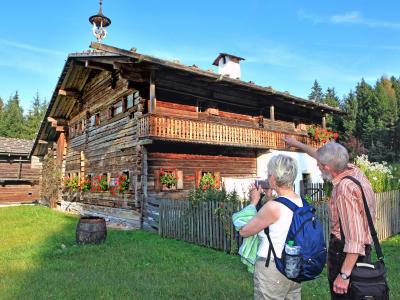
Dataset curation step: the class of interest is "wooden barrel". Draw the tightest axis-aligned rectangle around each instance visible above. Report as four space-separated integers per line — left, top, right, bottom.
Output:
76 216 107 244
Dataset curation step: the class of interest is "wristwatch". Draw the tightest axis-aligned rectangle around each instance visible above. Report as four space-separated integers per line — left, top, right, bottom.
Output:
340 272 350 280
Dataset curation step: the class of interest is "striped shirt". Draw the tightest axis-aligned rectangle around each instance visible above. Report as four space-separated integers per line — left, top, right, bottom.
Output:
328 164 376 256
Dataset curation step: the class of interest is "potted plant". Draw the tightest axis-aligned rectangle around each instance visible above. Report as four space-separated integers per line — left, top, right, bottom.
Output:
80 176 92 193
110 175 130 195
307 126 339 143
64 175 80 192
199 172 217 190
91 175 108 192
160 169 177 190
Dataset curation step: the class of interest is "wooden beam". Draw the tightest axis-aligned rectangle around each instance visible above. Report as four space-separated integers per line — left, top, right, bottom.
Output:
149 71 156 113
48 117 68 128
84 60 115 72
58 89 82 98
270 105 275 121
322 115 327 129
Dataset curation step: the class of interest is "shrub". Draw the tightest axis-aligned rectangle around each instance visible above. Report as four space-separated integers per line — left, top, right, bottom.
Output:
354 155 400 192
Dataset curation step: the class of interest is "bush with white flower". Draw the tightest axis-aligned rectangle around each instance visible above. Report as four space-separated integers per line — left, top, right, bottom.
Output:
354 155 399 192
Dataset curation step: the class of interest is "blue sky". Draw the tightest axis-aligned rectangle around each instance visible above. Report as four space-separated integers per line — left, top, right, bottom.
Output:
1 0 399 112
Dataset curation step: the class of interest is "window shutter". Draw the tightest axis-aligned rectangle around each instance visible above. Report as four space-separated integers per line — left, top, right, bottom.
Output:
195 170 202 188
177 170 183 189
122 97 128 112
214 172 221 189
107 107 113 119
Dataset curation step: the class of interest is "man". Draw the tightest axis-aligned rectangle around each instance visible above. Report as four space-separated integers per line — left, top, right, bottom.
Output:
283 138 376 300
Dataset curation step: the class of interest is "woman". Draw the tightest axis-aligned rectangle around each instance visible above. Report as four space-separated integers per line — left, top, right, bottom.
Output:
240 154 302 300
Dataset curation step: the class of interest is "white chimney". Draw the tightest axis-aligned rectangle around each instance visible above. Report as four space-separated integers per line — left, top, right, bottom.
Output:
213 53 244 80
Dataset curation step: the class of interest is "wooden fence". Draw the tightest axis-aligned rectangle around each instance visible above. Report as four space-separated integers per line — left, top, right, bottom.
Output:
158 190 400 253
160 200 242 253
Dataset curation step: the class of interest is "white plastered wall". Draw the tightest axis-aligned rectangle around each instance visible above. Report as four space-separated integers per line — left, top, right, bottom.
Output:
256 150 323 194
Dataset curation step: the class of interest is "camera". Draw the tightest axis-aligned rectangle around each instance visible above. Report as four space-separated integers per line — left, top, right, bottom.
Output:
255 179 270 189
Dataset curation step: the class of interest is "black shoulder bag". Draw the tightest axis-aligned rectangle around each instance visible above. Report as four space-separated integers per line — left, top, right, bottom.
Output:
338 176 389 300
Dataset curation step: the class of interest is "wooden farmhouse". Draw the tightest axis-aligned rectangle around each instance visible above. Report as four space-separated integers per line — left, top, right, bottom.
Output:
0 137 41 204
31 42 342 229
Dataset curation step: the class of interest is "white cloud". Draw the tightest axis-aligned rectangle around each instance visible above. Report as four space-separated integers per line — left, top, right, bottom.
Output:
297 9 323 24
298 9 400 30
331 11 362 24
0 38 64 56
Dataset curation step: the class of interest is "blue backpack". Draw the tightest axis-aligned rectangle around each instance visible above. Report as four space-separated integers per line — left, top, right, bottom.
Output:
264 197 327 282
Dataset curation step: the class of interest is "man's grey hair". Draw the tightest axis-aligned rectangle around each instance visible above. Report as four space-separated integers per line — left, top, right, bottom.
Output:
267 154 298 187
317 142 349 172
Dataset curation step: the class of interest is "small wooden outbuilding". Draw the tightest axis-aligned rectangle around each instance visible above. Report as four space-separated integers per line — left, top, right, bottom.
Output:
0 137 41 204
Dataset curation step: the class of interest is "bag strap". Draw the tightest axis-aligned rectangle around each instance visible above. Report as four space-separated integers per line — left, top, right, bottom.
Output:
338 176 384 261
264 227 277 267
263 196 303 267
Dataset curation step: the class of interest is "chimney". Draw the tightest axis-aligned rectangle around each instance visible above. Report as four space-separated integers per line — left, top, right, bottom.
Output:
212 53 244 80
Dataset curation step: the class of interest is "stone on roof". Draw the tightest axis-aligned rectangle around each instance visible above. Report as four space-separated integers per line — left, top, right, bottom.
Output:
0 137 34 155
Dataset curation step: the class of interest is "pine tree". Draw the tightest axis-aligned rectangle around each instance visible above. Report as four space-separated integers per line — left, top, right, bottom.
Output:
323 87 340 108
25 92 47 139
322 87 340 129
391 77 400 160
0 97 4 132
342 91 358 134
308 80 324 102
354 79 385 161
0 92 26 138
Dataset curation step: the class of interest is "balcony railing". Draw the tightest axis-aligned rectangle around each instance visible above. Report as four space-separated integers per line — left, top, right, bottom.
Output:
138 114 323 150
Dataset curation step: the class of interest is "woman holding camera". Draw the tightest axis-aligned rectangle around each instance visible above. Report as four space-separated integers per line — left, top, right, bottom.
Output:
240 154 302 300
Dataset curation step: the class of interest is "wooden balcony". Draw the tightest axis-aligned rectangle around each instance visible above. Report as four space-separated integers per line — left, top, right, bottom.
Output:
138 114 324 150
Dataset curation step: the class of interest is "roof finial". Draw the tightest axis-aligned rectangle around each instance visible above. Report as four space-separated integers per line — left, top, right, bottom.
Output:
89 0 111 43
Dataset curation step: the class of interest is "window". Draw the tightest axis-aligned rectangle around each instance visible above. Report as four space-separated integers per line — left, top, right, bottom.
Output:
75 123 79 134
69 126 74 138
112 100 123 117
196 170 221 189
127 94 134 109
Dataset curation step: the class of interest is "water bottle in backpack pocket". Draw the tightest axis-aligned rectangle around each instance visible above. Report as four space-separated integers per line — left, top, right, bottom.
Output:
284 241 302 278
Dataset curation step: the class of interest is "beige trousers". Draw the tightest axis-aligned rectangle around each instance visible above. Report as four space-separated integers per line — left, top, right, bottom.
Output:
254 257 301 300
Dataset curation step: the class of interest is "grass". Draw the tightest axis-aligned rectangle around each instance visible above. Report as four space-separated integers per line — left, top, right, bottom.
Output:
0 206 399 299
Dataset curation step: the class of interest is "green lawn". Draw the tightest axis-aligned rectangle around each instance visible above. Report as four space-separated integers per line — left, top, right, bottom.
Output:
0 206 398 300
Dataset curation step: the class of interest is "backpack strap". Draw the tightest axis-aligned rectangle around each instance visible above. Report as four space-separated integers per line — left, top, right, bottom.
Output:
263 196 300 267
274 196 300 211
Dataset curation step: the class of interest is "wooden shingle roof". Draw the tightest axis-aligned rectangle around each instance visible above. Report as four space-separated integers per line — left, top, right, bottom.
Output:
0 137 33 156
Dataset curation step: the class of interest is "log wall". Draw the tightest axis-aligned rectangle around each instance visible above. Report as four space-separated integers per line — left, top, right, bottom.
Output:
63 71 143 211
147 151 257 200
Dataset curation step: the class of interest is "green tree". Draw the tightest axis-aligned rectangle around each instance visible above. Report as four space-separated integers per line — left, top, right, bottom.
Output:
373 77 399 161
25 92 47 139
342 91 358 134
0 97 4 131
308 80 324 102
322 87 340 129
0 92 26 138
